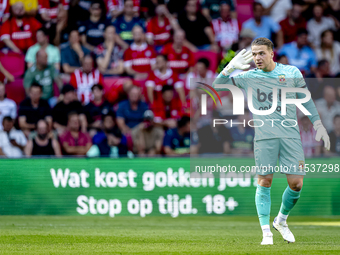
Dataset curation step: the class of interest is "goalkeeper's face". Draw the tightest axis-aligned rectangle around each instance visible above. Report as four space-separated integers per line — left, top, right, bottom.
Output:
251 45 274 70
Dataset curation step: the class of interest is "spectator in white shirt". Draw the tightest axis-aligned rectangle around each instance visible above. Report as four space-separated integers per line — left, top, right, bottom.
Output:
315 30 340 76
0 116 27 158
307 4 336 47
0 83 17 130
257 0 292 23
315 86 340 132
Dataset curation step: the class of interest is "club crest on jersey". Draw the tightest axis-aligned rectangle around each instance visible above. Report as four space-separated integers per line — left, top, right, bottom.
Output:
299 160 304 171
278 74 286 83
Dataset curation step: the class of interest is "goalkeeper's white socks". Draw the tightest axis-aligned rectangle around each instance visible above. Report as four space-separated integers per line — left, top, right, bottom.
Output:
261 225 273 245
277 212 288 224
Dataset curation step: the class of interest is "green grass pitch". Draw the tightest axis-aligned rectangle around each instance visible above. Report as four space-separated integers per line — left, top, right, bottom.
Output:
0 216 340 254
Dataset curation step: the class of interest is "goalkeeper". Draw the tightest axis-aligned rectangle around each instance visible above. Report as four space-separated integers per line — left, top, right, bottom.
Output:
212 38 330 245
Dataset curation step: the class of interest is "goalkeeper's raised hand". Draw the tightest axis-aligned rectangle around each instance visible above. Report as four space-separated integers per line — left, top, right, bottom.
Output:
313 120 331 151
222 49 253 76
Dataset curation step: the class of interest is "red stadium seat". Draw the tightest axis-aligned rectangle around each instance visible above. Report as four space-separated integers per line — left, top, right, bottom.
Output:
194 51 218 72
0 52 25 78
5 78 26 104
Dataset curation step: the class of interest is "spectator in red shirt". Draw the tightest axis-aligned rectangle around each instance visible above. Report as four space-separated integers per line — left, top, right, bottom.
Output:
0 0 10 24
146 4 178 52
0 2 42 53
59 111 92 156
107 0 140 19
123 25 157 80
145 54 185 104
70 54 104 105
161 29 195 79
279 3 306 44
38 0 69 23
152 85 183 129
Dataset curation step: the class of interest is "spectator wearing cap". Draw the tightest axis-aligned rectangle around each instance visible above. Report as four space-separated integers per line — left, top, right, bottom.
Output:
186 58 216 91
25 27 61 70
0 2 42 53
94 25 125 76
18 83 52 136
59 111 92 156
70 54 104 105
201 0 236 22
79 0 111 51
61 30 91 75
278 28 317 75
84 84 112 132
123 25 157 80
163 115 191 155
315 86 340 132
0 116 27 158
231 28 255 52
161 30 195 79
52 84 87 135
242 2 283 49
307 4 337 48
211 2 239 51
116 86 149 135
92 112 128 156
146 54 185 105
113 0 145 45
146 4 178 52
25 119 62 157
315 30 340 76
0 83 16 130
328 115 340 155
152 85 183 129
24 49 63 105
178 0 218 51
279 3 307 44
257 0 292 23
131 110 164 156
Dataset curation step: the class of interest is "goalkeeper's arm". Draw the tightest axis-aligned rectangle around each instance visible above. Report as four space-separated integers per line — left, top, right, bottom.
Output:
212 49 253 90
297 92 330 150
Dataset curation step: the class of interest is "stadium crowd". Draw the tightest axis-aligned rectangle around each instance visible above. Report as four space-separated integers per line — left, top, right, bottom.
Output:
0 0 339 158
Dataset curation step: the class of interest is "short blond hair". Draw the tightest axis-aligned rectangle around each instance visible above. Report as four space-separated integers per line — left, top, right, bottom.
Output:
251 37 274 51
